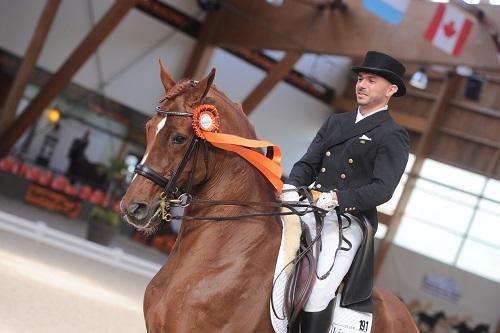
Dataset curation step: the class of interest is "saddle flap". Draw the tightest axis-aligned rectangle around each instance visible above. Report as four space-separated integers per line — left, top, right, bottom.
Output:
340 215 374 313
284 223 316 325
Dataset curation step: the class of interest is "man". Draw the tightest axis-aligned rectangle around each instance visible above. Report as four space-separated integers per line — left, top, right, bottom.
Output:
283 51 410 332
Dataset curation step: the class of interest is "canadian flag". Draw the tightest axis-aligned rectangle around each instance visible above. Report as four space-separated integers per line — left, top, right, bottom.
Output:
424 4 474 56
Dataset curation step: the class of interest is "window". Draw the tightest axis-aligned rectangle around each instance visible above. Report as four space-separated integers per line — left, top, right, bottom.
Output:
394 216 463 264
420 159 486 194
391 158 500 283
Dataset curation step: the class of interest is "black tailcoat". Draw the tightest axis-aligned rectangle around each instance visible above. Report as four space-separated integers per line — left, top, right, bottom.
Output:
288 109 409 229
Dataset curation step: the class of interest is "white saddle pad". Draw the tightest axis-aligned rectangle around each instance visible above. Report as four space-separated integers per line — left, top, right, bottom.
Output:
270 209 301 333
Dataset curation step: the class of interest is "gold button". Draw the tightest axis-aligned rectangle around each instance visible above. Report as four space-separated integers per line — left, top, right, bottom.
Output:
348 158 354 164
316 183 322 189
325 151 331 157
340 173 346 179
321 167 326 173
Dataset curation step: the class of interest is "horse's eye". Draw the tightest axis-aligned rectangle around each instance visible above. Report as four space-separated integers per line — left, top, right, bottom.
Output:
172 134 187 145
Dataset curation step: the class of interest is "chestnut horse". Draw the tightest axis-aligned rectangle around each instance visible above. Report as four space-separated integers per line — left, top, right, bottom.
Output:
121 61 418 333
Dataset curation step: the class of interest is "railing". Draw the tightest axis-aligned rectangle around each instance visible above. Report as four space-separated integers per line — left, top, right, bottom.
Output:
0 210 161 278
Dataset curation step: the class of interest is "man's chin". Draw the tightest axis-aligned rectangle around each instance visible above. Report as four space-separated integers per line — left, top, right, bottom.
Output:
356 97 367 105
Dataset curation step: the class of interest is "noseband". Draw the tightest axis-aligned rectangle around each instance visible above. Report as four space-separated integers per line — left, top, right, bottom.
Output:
134 106 210 202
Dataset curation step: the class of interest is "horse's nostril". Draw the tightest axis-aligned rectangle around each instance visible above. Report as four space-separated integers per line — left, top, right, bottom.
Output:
127 202 149 220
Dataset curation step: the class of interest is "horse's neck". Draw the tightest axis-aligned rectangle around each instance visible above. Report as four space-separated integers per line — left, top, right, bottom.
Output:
197 155 274 203
180 156 279 239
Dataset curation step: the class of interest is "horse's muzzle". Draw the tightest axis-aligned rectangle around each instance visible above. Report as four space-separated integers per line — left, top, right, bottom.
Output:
126 201 149 221
123 200 162 230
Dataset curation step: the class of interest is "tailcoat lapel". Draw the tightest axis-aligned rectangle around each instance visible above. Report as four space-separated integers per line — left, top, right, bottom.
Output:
325 110 391 148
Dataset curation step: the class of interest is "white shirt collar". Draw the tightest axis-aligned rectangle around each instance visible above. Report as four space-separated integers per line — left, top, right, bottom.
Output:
355 105 388 124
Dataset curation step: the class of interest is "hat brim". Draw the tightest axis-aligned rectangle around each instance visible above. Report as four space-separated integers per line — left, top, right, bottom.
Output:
352 66 406 97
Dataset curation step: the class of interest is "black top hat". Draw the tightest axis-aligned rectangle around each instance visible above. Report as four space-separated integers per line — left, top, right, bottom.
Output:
352 51 406 97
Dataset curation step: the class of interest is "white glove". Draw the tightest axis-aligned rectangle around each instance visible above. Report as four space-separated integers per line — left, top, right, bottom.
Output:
280 183 299 202
316 191 338 211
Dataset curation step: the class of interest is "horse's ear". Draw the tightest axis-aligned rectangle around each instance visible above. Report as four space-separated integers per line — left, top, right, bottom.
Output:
190 68 216 104
159 59 175 93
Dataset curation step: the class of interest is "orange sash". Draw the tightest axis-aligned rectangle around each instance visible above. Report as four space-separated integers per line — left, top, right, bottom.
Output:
203 132 283 193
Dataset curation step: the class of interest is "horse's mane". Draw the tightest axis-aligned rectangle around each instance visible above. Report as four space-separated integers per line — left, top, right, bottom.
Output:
159 79 193 103
207 85 257 139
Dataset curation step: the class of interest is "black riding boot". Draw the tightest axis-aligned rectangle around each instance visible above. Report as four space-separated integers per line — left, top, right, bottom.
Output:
299 298 335 333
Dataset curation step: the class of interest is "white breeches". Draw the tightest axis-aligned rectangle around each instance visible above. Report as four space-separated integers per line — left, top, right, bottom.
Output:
302 211 363 312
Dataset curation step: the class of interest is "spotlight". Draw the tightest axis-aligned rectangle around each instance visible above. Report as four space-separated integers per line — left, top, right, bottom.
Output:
196 0 220 11
45 107 61 124
464 76 484 101
266 0 284 6
410 67 428 90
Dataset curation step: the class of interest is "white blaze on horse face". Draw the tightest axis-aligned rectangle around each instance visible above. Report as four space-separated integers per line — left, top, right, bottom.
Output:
132 117 168 181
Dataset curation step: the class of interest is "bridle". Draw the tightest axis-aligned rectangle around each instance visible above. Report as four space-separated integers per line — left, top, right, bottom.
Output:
133 105 212 219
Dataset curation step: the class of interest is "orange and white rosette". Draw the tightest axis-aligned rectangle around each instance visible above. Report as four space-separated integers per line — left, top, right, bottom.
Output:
192 104 220 139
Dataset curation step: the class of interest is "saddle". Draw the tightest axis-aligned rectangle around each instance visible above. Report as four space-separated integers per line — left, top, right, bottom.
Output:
282 208 374 327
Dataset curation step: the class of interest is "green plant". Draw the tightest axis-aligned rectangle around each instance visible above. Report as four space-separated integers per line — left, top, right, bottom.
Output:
107 158 127 180
90 206 120 228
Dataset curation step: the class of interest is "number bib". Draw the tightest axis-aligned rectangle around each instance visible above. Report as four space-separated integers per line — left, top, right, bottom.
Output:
331 293 373 333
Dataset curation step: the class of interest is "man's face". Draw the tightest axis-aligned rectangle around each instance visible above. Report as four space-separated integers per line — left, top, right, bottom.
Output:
355 72 397 107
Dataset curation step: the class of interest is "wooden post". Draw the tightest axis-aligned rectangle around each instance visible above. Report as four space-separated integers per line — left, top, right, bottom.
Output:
374 73 461 279
242 51 303 115
0 0 138 157
0 0 61 134
182 9 222 79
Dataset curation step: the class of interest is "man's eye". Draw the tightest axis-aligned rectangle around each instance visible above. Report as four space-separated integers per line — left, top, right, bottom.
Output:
172 134 187 144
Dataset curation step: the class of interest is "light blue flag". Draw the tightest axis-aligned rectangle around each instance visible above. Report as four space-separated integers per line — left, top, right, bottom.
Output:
362 0 410 25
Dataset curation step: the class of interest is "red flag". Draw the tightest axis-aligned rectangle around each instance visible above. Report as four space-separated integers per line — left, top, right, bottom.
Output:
424 4 474 56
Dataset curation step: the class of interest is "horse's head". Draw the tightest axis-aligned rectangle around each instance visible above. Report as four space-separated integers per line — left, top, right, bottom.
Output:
121 60 256 231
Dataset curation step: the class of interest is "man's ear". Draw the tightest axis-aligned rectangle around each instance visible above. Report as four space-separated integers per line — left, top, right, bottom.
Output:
386 84 398 98
189 68 216 105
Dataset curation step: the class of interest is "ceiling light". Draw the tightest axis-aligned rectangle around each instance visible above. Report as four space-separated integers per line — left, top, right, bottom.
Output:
266 0 284 6
410 67 428 90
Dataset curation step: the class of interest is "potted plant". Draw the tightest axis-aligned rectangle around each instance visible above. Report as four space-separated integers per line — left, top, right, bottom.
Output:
86 205 120 246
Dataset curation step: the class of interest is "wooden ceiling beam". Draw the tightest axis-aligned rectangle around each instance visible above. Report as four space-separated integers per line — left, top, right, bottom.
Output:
213 0 500 70
242 51 303 115
0 0 61 134
0 0 138 157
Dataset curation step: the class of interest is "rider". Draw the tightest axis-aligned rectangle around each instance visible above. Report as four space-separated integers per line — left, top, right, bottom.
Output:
283 51 410 332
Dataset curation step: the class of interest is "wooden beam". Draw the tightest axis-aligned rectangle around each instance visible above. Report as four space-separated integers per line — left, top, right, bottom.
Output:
374 74 461 279
182 9 222 79
242 51 303 115
0 0 138 157
331 97 356 112
214 0 500 69
0 0 61 134
391 112 426 134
